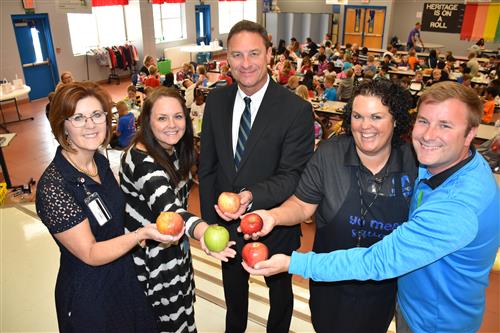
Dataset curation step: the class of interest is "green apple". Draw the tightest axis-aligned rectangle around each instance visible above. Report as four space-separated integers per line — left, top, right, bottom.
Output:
203 225 230 252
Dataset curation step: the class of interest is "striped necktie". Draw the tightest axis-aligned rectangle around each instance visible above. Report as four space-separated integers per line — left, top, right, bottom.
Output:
234 97 252 170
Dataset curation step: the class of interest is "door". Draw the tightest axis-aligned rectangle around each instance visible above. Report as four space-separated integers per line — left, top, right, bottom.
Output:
195 5 211 46
11 14 58 100
363 8 385 49
343 6 386 49
344 8 364 46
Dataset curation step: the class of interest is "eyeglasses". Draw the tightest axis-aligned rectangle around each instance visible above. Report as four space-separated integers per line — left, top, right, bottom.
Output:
66 111 107 128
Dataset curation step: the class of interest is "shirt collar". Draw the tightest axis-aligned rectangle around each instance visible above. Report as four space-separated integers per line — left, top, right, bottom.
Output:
236 75 270 105
420 145 476 190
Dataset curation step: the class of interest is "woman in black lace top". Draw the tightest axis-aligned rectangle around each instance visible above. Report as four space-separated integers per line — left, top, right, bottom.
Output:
36 82 178 332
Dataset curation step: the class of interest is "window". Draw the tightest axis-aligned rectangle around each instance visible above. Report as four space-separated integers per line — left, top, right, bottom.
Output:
218 0 257 34
152 3 187 43
67 6 127 55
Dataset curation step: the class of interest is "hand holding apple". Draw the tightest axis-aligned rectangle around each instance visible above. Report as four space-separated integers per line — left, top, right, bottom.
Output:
200 229 236 262
143 223 185 244
203 225 230 252
156 212 184 236
217 192 241 214
242 242 269 268
239 213 263 235
237 210 276 241
215 191 253 221
242 253 291 277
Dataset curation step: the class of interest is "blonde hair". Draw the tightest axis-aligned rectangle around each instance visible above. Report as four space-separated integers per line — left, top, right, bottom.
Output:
149 65 158 76
295 85 309 100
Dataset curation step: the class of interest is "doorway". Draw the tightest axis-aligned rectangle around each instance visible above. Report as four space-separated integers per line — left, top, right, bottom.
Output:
195 5 211 46
343 6 386 49
11 13 58 100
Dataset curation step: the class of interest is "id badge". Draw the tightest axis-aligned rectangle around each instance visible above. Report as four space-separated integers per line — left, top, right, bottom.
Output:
84 192 112 226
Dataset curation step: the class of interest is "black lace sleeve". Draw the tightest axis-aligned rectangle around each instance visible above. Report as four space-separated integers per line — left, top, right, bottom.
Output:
36 164 87 234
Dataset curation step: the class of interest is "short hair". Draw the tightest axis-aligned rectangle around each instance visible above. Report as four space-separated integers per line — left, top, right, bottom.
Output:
127 85 137 93
50 82 113 152
132 87 195 186
227 20 271 49
116 100 128 112
417 81 483 133
324 74 336 85
485 86 498 98
342 79 412 146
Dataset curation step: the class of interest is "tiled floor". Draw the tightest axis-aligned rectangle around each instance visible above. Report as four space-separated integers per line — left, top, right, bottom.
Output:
1 78 498 332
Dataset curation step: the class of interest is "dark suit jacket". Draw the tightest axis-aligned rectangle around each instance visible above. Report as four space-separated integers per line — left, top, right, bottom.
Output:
199 78 315 255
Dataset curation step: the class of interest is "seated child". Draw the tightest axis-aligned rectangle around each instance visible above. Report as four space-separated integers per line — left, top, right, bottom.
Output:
218 65 233 85
111 101 136 149
482 87 497 124
190 89 206 136
176 62 194 82
143 65 161 88
162 72 175 88
123 85 141 110
195 65 208 87
323 74 337 101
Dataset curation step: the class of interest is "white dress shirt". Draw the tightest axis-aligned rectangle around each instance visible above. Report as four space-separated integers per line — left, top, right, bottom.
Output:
231 76 270 155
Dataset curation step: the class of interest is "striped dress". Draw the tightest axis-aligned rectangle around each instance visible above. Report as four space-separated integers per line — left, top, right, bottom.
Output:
119 147 202 333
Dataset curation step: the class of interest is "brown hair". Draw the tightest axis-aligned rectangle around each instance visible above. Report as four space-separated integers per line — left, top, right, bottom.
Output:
227 20 271 49
49 82 113 152
143 55 154 66
60 71 73 81
417 81 483 133
127 85 137 93
132 87 195 186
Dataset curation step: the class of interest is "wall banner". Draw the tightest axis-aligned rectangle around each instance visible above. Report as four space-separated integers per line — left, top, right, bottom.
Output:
421 3 465 33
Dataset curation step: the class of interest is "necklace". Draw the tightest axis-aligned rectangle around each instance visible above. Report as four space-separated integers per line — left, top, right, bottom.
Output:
355 165 389 247
65 152 99 177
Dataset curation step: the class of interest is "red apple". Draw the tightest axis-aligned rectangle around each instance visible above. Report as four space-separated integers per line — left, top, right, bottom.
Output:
204 225 230 252
156 212 184 236
240 213 263 235
242 242 269 268
218 192 240 214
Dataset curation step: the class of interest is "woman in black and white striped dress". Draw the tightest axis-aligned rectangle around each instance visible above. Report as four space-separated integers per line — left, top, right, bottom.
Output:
119 87 235 333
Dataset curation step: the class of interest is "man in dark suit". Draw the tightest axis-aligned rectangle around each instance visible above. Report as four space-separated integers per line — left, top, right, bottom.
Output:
199 20 314 333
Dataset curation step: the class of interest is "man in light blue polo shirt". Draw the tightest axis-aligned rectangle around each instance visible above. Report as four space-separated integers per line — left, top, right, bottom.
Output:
243 81 499 333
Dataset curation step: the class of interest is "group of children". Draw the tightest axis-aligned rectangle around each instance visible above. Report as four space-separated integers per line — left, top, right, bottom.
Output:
268 36 499 125
112 57 236 148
